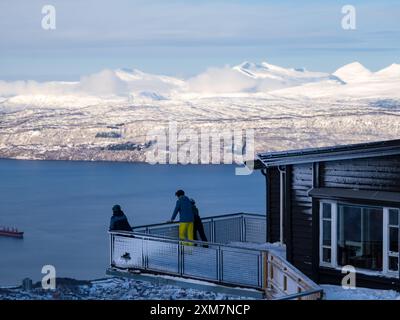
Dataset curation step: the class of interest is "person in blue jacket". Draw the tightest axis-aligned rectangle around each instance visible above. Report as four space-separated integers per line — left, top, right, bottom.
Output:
169 190 194 243
109 204 133 232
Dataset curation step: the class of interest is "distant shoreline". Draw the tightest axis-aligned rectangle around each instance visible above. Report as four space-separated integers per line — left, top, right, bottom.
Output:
0 157 239 166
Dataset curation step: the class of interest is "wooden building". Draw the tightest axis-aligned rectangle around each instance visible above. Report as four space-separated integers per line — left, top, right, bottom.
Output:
256 139 400 290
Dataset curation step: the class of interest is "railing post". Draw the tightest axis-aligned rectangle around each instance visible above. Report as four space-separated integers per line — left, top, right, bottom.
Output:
242 215 246 242
262 251 268 290
211 218 215 243
109 233 113 267
216 245 223 282
141 236 146 269
178 242 183 276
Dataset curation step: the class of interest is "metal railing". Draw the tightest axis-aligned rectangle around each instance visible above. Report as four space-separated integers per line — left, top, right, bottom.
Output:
110 232 265 289
109 213 323 300
133 213 267 244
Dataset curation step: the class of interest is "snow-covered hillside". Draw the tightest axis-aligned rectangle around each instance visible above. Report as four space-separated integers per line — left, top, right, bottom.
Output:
1 277 399 300
0 61 399 162
0 277 250 300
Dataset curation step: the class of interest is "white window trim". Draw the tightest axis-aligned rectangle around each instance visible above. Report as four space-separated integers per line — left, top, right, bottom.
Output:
383 207 389 274
383 207 400 276
319 201 399 279
319 200 338 268
331 202 338 267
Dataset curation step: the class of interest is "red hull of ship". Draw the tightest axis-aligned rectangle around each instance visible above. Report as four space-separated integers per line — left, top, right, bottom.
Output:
0 230 24 238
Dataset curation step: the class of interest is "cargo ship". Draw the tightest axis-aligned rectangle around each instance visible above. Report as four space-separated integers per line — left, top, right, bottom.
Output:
0 226 24 239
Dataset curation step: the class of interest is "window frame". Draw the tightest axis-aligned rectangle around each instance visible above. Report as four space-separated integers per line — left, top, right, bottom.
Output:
383 207 400 276
319 201 400 278
319 200 337 268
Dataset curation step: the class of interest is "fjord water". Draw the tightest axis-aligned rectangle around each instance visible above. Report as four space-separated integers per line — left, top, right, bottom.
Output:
0 159 264 286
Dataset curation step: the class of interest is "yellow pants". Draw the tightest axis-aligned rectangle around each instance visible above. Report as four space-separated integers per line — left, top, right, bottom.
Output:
179 222 194 245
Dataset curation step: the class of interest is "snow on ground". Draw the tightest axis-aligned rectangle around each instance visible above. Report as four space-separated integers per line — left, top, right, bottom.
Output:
322 285 400 300
2 276 399 300
0 277 251 300
0 61 399 162
1 95 399 162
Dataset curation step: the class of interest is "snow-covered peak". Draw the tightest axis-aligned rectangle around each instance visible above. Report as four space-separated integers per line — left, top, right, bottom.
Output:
233 61 265 78
234 60 331 80
235 61 298 78
115 68 145 81
294 67 307 72
260 61 295 74
375 63 400 79
115 68 184 86
333 62 372 83
237 61 257 70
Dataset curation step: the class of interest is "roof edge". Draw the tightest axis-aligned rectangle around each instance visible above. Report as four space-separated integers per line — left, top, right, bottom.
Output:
256 139 400 168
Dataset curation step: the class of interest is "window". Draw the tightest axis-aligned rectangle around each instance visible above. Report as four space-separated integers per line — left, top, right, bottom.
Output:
319 202 337 267
385 209 399 274
321 203 332 263
337 205 383 271
319 202 400 278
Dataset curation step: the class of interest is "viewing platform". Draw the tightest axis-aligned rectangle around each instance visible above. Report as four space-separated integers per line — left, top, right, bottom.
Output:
107 213 323 300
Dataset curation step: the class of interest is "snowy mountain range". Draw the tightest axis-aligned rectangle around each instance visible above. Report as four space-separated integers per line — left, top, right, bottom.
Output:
1 61 399 108
0 61 400 162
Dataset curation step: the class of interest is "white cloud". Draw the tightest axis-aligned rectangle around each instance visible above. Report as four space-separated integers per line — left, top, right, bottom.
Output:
186 66 256 94
78 69 128 96
0 70 130 97
0 80 76 97
0 68 182 99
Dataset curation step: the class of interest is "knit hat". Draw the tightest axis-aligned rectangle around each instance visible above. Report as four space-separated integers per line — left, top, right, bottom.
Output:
112 204 121 212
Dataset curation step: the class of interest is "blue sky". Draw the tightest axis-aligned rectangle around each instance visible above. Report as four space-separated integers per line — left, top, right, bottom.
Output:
0 0 399 80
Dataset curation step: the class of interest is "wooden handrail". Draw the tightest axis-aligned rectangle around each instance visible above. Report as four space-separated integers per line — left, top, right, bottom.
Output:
265 251 322 299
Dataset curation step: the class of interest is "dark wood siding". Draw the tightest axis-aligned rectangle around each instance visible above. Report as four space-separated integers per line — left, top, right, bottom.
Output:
289 163 314 277
267 167 281 243
322 156 400 192
266 152 400 288
319 267 400 290
288 155 400 286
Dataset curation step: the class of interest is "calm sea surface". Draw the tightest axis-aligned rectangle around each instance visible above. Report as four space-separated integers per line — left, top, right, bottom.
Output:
0 159 265 286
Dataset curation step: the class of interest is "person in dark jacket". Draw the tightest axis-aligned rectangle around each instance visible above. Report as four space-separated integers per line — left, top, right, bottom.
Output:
109 204 133 232
190 198 208 242
169 190 194 244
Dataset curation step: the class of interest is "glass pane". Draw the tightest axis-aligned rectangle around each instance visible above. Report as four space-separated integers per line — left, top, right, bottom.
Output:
323 248 331 263
337 205 383 271
389 209 399 226
323 220 331 246
389 227 399 253
389 256 399 272
322 203 331 219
